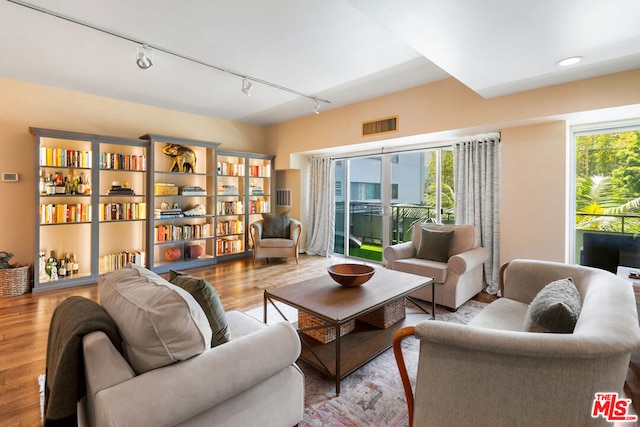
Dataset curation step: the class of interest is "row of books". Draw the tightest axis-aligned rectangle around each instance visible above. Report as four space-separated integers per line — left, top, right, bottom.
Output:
40 203 91 224
99 251 146 274
217 162 271 177
100 153 146 171
217 201 244 215
217 162 245 176
99 203 146 221
216 238 244 255
40 147 92 168
248 164 270 178
248 199 270 214
155 223 212 243
216 220 244 236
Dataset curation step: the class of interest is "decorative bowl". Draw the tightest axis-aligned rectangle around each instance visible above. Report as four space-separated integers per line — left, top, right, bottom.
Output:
328 263 375 287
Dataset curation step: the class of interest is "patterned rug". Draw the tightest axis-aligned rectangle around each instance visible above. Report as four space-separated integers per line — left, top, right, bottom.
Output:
245 299 487 427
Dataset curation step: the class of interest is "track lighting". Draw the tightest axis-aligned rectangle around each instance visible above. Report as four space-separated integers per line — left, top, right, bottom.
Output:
136 44 153 69
241 77 253 96
8 0 332 106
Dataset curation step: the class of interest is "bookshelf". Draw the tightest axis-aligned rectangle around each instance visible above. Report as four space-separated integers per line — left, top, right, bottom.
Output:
216 151 274 259
142 134 221 273
31 128 149 292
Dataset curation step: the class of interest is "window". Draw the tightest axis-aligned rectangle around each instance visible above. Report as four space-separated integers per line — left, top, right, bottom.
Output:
572 126 640 270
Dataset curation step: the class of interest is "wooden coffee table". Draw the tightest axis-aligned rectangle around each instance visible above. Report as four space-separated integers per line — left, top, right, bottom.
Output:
263 266 434 394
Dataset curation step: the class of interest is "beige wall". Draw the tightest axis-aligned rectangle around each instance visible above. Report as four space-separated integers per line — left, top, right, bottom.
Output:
266 69 640 263
0 78 267 265
500 121 569 264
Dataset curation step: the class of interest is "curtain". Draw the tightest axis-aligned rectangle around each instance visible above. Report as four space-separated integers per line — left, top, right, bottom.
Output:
454 135 501 294
306 157 335 256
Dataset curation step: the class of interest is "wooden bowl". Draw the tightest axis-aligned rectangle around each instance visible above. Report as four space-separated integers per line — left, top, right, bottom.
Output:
328 263 375 287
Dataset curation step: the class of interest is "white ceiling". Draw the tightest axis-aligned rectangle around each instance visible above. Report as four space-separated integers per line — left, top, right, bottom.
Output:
2 0 640 126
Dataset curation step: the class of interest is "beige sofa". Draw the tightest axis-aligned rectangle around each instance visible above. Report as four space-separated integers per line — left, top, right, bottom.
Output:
383 223 489 310
395 259 640 426
77 265 305 427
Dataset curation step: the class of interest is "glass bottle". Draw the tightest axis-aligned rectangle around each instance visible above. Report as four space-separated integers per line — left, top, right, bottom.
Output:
65 253 73 276
58 258 67 278
72 253 79 275
77 173 86 195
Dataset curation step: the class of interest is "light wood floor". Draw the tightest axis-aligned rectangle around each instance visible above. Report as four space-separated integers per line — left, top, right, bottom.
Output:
1 255 636 426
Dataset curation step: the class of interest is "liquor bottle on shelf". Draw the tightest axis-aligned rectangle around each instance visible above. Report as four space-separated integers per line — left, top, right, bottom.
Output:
65 253 73 277
58 258 67 278
72 253 79 275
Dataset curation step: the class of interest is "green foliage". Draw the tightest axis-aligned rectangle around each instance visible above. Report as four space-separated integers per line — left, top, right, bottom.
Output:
575 131 640 232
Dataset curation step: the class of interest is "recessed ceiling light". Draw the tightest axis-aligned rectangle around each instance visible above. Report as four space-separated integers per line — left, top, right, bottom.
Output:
556 56 583 67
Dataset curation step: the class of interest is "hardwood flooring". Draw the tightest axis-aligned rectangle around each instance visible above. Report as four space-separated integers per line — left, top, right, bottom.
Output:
0 255 635 426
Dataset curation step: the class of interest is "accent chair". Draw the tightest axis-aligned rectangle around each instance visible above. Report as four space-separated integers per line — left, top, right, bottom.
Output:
250 216 302 265
383 222 489 310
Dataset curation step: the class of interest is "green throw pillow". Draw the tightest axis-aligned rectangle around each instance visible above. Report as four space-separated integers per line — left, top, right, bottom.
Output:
525 277 582 333
416 228 454 262
262 210 291 239
168 270 230 347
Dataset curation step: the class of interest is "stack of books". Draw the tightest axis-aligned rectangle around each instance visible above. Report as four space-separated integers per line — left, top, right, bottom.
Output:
154 208 184 219
179 185 206 196
108 185 135 196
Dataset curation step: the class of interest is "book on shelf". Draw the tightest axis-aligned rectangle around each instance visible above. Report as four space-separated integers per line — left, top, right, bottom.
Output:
108 185 135 195
154 207 183 219
179 186 207 196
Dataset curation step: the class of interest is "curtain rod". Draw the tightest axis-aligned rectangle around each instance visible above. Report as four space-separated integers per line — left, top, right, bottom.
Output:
314 132 501 161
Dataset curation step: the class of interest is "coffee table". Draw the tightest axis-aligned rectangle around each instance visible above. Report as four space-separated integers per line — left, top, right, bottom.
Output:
263 266 434 394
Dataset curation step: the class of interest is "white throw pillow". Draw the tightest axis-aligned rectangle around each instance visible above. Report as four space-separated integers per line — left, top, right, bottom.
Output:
99 264 212 374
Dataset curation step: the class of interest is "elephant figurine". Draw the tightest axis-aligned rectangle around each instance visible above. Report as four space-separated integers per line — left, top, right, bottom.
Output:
162 144 197 173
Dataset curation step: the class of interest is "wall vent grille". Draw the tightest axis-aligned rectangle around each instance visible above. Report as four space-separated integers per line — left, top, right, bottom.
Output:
276 188 292 207
362 115 398 136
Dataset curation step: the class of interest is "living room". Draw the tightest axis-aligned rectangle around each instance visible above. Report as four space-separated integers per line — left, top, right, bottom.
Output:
2 1 640 426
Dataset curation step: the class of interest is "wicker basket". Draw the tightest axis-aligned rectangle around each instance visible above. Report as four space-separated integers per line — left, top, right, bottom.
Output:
357 298 406 329
0 266 30 297
298 311 355 344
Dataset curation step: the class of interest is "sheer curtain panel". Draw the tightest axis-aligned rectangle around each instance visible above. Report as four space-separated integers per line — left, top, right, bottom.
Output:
306 157 335 256
454 135 501 294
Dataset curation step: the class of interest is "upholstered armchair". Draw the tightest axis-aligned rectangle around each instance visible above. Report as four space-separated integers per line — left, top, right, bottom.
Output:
383 223 488 310
393 259 640 426
250 215 302 264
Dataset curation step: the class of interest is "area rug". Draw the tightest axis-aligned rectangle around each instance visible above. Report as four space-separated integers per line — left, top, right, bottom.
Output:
245 299 486 427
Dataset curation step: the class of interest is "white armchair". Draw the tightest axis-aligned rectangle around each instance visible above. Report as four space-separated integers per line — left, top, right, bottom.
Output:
250 218 302 265
383 223 488 310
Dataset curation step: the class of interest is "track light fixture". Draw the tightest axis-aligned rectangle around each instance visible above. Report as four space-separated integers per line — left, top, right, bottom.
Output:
136 44 153 69
8 0 331 108
241 77 253 96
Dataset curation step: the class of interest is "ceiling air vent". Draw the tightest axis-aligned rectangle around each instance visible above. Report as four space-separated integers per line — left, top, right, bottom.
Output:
362 115 398 137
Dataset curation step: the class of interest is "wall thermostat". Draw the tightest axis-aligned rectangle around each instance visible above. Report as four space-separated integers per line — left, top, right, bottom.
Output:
2 172 19 182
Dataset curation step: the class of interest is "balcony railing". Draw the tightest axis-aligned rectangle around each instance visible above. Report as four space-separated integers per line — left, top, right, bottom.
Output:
576 212 640 233
335 202 455 247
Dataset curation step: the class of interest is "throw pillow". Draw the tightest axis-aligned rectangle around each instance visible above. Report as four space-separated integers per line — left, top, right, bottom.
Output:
168 270 230 347
98 264 212 374
416 228 454 262
524 277 582 333
262 210 291 239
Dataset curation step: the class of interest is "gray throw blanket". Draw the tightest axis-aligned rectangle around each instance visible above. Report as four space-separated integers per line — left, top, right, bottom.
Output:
44 296 123 427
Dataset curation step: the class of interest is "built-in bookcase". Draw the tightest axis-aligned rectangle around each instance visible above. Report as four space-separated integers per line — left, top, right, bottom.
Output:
216 150 274 259
142 134 220 273
32 128 149 292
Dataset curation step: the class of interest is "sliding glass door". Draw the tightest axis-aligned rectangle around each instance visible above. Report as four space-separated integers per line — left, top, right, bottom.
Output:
333 147 454 262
